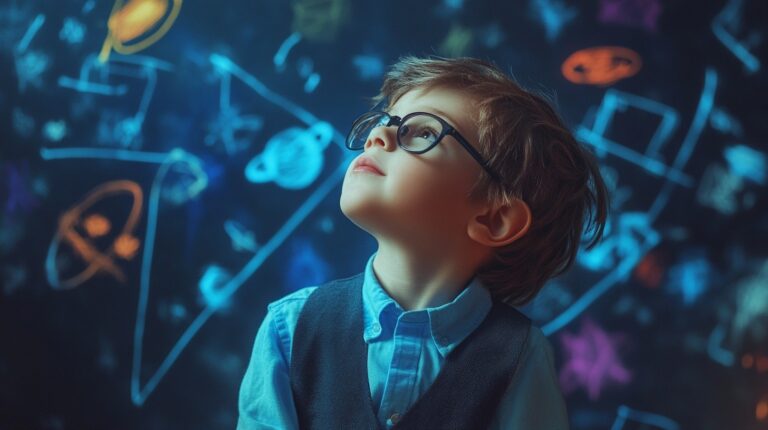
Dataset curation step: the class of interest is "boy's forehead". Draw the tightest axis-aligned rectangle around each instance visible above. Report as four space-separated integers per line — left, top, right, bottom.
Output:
391 85 474 112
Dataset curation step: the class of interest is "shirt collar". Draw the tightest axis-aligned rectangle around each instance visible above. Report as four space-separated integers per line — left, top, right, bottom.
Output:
361 252 493 357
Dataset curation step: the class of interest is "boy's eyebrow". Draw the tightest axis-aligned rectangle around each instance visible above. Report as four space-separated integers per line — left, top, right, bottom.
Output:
428 107 459 128
392 106 464 135
423 107 473 145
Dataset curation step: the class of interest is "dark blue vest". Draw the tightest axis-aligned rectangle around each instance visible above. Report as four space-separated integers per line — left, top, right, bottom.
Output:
289 272 531 430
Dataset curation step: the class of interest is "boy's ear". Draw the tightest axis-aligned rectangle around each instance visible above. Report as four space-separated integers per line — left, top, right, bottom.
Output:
467 199 532 247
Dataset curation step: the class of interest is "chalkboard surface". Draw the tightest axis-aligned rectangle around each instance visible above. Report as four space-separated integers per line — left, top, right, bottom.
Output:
1 0 767 429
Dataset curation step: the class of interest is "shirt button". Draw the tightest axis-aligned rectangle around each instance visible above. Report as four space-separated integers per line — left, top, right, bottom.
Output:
372 323 381 333
388 412 401 425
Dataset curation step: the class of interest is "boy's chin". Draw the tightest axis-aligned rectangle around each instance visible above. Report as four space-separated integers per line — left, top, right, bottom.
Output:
340 188 376 214
340 198 389 233
340 197 375 224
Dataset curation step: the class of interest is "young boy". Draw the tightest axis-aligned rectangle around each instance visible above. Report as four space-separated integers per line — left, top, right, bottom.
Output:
237 56 609 429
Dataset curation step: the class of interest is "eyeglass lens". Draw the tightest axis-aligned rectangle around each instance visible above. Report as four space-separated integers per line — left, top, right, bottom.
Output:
348 112 443 152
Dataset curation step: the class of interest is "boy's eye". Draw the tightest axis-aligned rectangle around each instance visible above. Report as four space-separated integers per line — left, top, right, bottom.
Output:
416 127 439 140
399 115 442 150
401 125 438 140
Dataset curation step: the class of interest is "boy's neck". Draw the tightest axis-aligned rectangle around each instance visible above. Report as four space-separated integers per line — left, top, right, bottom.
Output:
371 240 488 311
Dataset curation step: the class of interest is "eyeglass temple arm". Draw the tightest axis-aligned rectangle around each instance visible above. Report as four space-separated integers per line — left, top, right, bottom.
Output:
448 129 504 184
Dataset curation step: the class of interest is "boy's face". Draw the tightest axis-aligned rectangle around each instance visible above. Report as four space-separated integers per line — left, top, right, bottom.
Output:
340 85 486 244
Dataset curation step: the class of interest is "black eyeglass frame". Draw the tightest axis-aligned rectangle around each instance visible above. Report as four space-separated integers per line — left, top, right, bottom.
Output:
345 110 503 184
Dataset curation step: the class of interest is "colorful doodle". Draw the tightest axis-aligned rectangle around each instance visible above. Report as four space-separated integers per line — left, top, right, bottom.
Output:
741 353 768 374
45 180 143 289
352 54 385 81
59 16 86 45
42 119 68 142
273 32 322 93
561 46 642 86
711 0 762 74
730 260 768 347
59 54 173 148
597 0 662 32
291 0 349 43
13 13 48 93
546 68 718 336
758 396 768 421
665 250 713 306
438 23 473 57
632 249 664 289
204 106 264 155
98 0 183 63
610 404 679 430
223 220 259 253
723 144 766 185
529 0 578 41
559 317 632 400
38 49 350 404
697 162 753 215
245 121 333 189
198 264 233 310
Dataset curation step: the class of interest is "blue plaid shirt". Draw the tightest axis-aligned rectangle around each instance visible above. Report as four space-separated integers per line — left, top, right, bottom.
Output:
237 252 570 429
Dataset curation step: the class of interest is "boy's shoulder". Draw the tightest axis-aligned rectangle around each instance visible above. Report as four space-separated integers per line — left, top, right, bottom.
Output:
526 324 551 351
263 275 359 359
521 324 556 370
267 285 319 314
267 272 364 313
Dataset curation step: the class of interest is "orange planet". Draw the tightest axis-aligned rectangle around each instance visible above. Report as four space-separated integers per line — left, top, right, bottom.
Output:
561 46 642 86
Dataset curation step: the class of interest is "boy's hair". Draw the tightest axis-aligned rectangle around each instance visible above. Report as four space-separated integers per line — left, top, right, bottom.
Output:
370 55 610 307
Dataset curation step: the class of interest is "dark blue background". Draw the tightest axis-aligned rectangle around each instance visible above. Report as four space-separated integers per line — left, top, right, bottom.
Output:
1 0 767 429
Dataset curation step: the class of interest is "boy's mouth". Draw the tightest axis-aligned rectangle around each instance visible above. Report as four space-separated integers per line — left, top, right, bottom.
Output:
353 155 385 176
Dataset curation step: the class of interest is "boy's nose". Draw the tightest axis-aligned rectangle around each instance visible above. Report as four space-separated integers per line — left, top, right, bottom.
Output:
364 127 396 152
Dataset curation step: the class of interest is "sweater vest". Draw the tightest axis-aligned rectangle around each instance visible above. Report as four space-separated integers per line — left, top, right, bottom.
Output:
289 272 531 430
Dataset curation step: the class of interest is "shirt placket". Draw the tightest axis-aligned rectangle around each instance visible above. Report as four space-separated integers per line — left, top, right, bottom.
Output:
378 315 427 428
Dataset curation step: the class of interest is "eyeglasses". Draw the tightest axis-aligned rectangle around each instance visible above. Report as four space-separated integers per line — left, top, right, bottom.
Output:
345 110 503 183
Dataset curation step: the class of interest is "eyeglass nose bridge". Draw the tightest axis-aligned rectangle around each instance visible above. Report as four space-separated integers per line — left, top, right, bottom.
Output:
364 114 400 150
384 114 402 128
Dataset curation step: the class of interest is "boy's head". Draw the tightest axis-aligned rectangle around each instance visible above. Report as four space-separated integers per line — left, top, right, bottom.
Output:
340 55 609 307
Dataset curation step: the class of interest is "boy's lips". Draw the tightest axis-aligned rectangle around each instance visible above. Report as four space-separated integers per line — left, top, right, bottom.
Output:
353 155 385 175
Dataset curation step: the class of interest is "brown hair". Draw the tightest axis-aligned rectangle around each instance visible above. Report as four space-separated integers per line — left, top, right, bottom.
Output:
370 55 610 307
